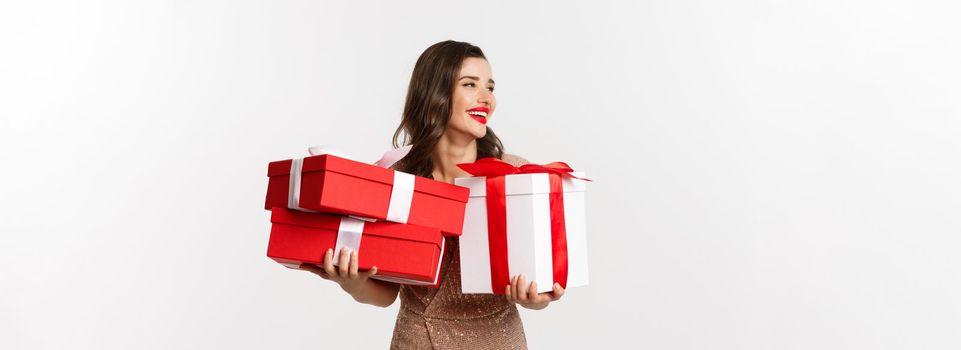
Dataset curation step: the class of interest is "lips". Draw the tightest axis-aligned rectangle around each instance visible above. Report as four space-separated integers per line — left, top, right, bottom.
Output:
467 106 490 125
469 114 487 124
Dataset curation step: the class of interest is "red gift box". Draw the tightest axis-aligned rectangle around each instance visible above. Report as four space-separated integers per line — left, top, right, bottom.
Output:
265 154 469 236
267 207 445 286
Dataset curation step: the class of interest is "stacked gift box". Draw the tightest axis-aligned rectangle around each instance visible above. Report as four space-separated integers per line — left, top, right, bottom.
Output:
264 151 469 286
265 149 591 293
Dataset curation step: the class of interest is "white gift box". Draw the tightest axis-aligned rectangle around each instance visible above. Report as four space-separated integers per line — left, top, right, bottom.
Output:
455 172 589 294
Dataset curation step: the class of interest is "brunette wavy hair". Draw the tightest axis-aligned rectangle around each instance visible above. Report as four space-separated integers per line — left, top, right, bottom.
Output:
392 40 505 178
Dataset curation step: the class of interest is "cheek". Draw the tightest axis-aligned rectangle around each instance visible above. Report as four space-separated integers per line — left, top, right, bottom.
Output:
451 95 465 109
452 88 470 106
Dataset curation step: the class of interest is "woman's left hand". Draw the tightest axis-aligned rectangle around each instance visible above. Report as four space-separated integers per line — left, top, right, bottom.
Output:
504 274 565 310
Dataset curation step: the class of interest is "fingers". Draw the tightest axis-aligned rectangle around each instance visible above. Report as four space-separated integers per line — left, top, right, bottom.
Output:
306 248 373 284
321 247 373 281
504 274 567 307
506 275 519 303
551 283 565 301
527 281 539 302
323 248 336 276
337 247 350 276
348 250 359 278
516 275 529 303
527 281 552 305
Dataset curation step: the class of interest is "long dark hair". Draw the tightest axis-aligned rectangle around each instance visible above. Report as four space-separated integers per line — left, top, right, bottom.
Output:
392 40 505 178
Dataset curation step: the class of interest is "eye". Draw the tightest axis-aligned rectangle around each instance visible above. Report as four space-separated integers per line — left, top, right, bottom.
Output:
488 86 495 93
463 82 476 88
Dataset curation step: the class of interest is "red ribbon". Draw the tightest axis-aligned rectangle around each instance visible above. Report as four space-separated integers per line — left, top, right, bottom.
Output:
484 175 511 294
458 158 589 294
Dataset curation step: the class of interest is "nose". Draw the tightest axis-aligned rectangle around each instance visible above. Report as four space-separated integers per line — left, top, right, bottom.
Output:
478 88 492 105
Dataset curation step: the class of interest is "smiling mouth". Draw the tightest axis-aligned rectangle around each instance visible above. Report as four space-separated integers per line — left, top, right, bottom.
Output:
467 110 488 125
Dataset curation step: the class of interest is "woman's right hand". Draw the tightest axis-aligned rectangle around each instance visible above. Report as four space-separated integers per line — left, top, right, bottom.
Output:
300 247 379 295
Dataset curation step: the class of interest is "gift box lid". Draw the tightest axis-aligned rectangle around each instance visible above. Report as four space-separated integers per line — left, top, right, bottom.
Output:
454 172 587 197
270 208 445 247
268 154 469 202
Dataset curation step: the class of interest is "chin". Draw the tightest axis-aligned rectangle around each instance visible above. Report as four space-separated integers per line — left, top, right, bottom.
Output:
471 127 488 140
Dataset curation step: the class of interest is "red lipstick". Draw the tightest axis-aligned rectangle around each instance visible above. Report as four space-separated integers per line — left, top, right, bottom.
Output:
467 106 490 125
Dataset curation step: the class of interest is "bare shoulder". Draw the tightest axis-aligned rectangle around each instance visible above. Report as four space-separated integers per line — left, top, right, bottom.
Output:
501 153 530 166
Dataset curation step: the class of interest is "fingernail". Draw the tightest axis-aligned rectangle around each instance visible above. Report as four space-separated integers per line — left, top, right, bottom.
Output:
326 248 332 255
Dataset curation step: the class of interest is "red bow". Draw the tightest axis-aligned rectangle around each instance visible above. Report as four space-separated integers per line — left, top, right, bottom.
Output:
457 158 591 181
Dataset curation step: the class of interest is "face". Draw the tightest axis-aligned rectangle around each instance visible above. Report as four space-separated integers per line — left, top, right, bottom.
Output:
447 57 496 140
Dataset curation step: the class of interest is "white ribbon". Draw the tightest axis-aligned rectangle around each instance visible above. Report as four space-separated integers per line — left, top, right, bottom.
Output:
331 217 365 267
377 144 416 223
306 145 358 161
287 158 316 212
287 145 416 223
386 171 415 223
373 145 412 168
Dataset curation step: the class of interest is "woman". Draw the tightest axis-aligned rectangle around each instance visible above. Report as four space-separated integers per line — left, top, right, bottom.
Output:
300 40 565 349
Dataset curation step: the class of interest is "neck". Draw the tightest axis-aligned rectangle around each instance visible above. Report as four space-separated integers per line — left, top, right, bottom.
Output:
431 132 478 184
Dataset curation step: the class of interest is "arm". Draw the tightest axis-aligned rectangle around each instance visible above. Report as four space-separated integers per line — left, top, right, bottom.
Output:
299 247 400 308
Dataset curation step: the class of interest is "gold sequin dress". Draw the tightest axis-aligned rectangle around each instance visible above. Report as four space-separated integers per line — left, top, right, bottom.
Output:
390 155 529 350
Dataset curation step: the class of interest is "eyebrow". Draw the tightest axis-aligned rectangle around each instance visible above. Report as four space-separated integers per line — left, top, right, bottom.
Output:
459 75 495 85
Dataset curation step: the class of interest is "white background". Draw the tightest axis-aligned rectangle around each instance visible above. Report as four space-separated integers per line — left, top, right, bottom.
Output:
2 1 960 349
